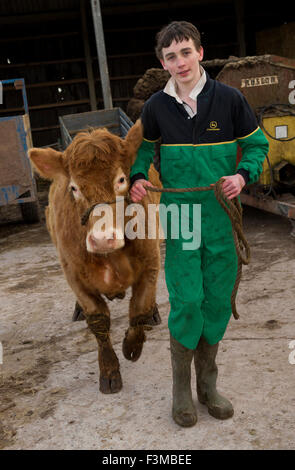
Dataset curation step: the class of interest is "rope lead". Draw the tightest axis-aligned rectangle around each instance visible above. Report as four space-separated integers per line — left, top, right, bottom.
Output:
145 178 251 320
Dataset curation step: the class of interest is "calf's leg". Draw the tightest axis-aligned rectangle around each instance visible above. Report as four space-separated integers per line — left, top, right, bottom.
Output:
72 291 127 322
72 301 85 321
123 262 160 361
62 264 122 393
145 303 161 326
85 307 122 394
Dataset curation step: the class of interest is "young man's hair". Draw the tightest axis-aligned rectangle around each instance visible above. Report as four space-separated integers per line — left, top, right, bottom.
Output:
155 21 202 60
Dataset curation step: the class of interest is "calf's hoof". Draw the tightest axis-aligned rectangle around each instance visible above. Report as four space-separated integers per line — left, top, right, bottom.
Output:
145 304 161 326
72 302 85 321
99 371 122 394
122 327 146 362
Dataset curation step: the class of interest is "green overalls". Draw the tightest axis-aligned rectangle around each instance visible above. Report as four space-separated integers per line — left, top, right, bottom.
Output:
130 74 269 349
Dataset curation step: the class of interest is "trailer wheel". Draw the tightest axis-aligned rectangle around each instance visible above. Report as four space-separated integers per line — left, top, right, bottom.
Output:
20 201 40 223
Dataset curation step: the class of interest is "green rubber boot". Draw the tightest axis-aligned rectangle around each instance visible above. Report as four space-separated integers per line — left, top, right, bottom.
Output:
194 337 234 420
170 334 198 427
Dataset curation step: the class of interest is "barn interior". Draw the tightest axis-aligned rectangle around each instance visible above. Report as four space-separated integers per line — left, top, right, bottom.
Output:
0 0 294 148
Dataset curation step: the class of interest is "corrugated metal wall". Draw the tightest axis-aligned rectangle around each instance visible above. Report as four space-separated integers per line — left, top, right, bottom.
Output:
0 0 294 147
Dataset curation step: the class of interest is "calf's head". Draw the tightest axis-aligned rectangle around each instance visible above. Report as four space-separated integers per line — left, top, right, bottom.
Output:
29 120 143 254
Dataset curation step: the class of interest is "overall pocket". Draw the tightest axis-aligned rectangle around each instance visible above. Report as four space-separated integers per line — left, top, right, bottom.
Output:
209 142 238 179
160 145 194 188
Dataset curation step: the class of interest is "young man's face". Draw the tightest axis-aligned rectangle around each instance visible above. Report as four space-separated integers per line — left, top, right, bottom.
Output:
160 38 204 86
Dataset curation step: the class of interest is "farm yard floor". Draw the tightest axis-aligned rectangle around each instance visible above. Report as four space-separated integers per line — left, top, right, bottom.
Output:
0 196 295 450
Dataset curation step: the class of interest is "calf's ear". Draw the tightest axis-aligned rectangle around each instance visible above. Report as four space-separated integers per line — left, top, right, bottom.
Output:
124 119 143 166
29 147 67 180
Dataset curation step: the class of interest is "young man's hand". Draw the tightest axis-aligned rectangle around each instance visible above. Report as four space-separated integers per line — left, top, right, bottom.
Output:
221 174 246 200
130 179 154 202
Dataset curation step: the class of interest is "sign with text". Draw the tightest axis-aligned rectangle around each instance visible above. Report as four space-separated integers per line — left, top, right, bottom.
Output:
289 80 295 104
241 76 278 88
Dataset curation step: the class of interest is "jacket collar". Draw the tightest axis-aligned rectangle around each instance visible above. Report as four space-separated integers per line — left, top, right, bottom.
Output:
163 65 207 103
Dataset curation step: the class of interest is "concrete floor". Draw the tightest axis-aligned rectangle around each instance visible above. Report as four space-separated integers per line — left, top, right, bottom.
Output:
0 200 295 450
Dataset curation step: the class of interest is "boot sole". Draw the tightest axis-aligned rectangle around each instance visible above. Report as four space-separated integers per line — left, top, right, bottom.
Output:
208 407 234 420
172 411 198 427
198 397 234 420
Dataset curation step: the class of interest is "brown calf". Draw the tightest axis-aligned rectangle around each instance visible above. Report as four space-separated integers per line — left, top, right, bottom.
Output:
29 120 162 394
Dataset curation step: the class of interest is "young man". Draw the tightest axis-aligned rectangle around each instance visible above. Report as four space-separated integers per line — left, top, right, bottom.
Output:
130 21 268 427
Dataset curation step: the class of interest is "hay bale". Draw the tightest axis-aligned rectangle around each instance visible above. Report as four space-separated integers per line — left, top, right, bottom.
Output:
133 68 170 100
126 98 145 122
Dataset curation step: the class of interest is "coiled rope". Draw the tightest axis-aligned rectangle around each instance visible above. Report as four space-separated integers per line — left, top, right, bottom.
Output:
145 178 251 319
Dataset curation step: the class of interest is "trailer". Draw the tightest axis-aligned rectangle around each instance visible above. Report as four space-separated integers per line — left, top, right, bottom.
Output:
59 107 133 150
0 78 40 223
217 55 295 234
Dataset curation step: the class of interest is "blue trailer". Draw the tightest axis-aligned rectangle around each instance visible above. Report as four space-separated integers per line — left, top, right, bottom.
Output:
0 78 39 223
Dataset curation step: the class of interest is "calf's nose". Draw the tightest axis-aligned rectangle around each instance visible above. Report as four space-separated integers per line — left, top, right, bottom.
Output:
87 229 124 253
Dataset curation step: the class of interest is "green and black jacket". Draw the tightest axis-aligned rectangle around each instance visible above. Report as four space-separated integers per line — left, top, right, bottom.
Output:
130 71 269 193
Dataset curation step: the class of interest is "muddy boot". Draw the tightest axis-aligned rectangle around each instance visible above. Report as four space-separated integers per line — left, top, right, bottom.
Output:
194 337 234 420
170 334 197 427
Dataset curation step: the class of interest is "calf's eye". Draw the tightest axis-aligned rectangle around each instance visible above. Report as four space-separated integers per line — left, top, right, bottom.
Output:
71 186 77 192
119 177 125 184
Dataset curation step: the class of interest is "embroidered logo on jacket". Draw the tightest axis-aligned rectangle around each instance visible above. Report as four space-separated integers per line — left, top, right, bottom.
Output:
207 121 220 131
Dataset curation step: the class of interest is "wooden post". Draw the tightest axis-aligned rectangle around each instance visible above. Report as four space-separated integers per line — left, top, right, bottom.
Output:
90 0 113 109
80 0 97 111
234 0 246 57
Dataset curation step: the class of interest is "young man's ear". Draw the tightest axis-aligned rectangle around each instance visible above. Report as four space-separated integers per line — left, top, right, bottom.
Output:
29 147 68 180
198 46 204 61
160 58 167 70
